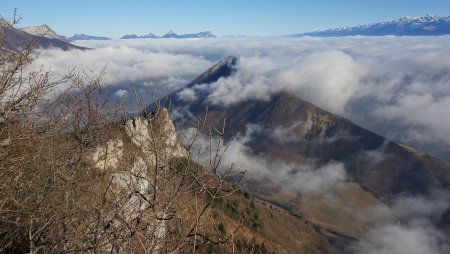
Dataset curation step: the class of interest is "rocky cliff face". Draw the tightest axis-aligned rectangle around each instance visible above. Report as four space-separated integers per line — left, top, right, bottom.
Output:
88 108 186 253
90 107 185 205
91 107 185 168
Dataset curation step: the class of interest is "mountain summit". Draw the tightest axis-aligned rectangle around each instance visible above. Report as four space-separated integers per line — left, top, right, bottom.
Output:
161 30 179 38
293 14 450 36
21 24 70 42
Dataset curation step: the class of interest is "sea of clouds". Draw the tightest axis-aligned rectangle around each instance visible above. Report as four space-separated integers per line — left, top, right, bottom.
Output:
33 36 450 253
35 36 450 162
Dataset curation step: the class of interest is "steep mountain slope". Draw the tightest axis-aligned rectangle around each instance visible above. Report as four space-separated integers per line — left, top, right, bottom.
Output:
0 105 338 253
152 56 450 198
149 56 450 238
1 22 85 51
293 14 450 37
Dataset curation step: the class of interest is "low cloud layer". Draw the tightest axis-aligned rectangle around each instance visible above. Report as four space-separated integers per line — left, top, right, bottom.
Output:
33 44 213 104
35 36 450 159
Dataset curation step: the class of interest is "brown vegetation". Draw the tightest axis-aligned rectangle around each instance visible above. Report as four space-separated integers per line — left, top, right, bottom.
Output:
0 15 251 253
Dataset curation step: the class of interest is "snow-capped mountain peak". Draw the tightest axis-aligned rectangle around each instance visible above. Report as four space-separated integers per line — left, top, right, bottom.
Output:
21 24 69 42
293 14 450 37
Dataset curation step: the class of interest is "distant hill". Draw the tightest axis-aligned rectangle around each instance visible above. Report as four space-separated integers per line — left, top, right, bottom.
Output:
69 34 111 41
121 30 215 39
292 14 450 37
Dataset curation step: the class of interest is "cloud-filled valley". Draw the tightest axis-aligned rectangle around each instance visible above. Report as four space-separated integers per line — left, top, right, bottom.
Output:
36 36 450 163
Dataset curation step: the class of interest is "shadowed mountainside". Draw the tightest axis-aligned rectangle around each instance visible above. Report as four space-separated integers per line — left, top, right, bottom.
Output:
151 56 450 201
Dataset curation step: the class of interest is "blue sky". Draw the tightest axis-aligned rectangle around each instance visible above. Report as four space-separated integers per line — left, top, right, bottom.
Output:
1 0 449 37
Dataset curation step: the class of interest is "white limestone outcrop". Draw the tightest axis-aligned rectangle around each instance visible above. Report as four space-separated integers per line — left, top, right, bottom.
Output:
89 107 185 252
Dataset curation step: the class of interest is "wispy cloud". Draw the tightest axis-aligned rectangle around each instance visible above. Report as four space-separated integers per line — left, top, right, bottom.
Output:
181 124 347 194
353 190 450 254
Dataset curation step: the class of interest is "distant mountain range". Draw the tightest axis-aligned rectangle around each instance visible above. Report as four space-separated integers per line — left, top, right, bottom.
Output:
9 14 450 43
120 30 216 39
68 34 111 41
292 14 450 37
19 24 215 41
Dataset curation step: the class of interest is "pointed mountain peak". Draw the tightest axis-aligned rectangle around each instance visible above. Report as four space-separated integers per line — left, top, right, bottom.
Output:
162 30 179 38
187 56 237 88
142 33 157 38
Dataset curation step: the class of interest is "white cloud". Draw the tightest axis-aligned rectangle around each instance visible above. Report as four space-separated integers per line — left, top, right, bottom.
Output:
177 87 198 102
277 49 364 114
353 190 450 254
374 94 450 144
353 224 447 254
181 124 347 193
